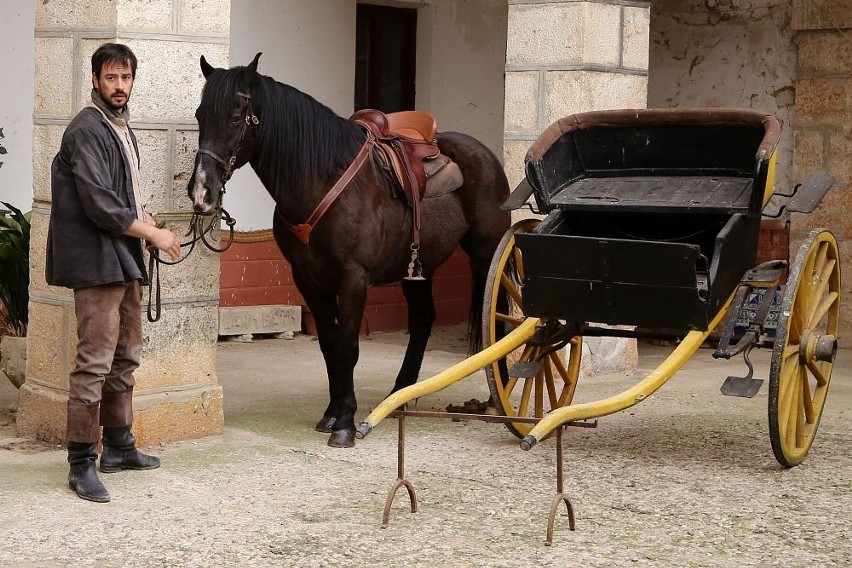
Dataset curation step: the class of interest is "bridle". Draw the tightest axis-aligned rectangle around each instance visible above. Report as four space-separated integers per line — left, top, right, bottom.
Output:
196 90 259 183
146 91 258 322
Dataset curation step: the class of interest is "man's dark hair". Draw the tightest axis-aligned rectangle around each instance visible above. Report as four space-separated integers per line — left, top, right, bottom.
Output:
91 43 138 79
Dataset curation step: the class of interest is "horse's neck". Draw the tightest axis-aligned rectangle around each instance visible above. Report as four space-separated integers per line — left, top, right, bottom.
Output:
252 89 363 220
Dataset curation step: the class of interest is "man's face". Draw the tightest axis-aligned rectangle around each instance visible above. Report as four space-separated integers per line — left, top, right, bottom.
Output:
92 60 134 111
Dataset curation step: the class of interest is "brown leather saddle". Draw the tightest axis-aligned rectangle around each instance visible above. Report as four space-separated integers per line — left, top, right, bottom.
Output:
352 109 462 279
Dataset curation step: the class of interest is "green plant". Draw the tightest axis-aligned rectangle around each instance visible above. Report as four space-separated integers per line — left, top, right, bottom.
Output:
0 127 6 168
0 201 30 336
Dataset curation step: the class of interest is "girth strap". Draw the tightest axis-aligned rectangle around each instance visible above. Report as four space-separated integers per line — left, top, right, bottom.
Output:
280 138 373 245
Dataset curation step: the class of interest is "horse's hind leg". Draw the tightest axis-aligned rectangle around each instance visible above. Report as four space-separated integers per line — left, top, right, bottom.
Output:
390 278 436 394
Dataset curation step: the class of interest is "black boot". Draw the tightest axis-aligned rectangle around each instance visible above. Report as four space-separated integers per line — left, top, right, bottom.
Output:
100 426 161 473
68 442 110 503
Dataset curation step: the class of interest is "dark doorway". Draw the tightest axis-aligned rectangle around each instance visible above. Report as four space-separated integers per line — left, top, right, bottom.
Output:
355 4 417 112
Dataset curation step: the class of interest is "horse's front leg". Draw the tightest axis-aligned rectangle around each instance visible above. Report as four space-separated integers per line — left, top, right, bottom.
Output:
303 266 367 448
390 277 436 394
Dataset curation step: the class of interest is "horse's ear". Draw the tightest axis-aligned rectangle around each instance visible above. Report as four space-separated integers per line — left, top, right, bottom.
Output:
200 55 215 79
246 52 262 75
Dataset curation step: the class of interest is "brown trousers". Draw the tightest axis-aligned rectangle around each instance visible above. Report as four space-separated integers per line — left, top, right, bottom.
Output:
66 281 142 443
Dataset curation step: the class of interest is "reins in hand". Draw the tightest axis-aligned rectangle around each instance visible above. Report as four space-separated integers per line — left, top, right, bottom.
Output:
146 205 236 322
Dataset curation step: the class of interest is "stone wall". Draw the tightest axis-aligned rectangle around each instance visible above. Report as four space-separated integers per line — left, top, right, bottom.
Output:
503 0 650 375
790 0 852 337
19 0 230 444
503 0 650 188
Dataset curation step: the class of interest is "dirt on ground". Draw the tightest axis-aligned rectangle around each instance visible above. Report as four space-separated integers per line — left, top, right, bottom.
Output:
1 325 850 567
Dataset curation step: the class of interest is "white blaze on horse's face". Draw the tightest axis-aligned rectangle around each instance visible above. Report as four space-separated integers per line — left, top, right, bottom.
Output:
190 159 213 214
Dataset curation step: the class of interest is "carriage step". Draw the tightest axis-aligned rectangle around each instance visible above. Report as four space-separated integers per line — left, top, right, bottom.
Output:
720 375 764 398
508 361 542 378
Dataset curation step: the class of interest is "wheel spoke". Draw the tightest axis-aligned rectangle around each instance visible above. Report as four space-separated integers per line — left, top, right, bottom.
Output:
512 247 526 280
795 366 806 447
806 358 829 387
518 375 534 416
500 273 523 306
802 365 815 425
535 370 544 416
804 259 836 327
808 291 839 330
495 312 525 326
544 361 558 409
778 358 799 434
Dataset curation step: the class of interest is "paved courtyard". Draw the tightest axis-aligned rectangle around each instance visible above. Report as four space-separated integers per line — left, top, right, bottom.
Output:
1 325 850 567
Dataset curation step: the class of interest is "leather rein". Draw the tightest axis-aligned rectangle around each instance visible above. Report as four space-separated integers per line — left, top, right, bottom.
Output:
146 92 258 322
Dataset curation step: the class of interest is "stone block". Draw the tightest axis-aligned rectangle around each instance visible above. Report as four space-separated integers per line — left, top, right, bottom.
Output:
504 71 540 134
36 0 116 29
131 385 224 446
25 301 72 390
828 127 852 187
179 0 231 36
792 0 852 30
27 211 75 302
139 304 219 390
507 3 584 65
34 38 74 118
579 335 638 377
792 128 827 184
134 129 171 214
790 179 852 239
582 3 621 66
0 336 27 389
502 138 533 191
218 305 302 336
16 382 68 443
796 31 852 78
622 6 650 70
172 129 199 213
118 0 173 31
544 71 647 126
795 78 852 126
31 125 66 203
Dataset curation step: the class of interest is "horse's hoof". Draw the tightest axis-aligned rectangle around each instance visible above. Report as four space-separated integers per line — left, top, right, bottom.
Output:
315 416 337 433
327 430 356 448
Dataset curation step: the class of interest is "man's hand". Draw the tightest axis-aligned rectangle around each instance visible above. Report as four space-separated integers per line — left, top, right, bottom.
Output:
125 219 182 261
149 226 181 261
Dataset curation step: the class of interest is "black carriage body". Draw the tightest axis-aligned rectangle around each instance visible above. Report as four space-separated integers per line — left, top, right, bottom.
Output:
517 108 781 332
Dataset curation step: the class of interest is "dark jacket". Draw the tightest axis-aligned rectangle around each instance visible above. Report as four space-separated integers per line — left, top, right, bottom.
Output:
46 106 148 289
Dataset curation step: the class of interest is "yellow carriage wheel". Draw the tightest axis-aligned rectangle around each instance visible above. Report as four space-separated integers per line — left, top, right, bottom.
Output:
769 229 840 467
482 219 582 438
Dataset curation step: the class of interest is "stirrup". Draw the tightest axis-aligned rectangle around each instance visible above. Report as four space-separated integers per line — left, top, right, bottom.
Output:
404 243 426 281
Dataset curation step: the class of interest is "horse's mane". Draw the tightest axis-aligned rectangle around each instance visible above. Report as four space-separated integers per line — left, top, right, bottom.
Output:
201 66 365 200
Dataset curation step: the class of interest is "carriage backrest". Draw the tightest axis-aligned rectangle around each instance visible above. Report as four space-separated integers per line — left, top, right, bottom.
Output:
525 108 782 214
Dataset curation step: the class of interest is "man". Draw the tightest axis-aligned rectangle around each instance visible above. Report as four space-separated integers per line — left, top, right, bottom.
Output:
47 43 182 503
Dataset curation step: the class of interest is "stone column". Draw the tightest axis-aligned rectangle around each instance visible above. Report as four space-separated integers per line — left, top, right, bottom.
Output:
790 0 852 341
502 0 650 374
19 0 230 444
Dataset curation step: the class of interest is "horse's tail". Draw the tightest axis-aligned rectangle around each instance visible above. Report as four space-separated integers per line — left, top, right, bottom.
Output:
467 258 487 356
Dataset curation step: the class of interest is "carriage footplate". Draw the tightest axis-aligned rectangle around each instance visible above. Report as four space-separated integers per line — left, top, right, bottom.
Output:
720 344 763 398
713 261 786 398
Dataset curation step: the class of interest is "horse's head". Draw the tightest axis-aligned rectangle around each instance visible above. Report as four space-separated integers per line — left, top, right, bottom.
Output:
188 53 262 215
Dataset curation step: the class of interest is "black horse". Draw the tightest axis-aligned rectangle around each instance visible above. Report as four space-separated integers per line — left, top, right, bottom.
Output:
188 54 510 447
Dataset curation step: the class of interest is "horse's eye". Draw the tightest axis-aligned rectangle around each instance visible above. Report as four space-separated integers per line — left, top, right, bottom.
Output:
228 116 241 126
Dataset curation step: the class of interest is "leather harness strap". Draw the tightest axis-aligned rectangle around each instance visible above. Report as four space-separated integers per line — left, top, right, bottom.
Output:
280 137 373 245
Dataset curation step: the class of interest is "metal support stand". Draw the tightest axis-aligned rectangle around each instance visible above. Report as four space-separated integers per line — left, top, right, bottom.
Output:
378 409 594 544
545 426 575 545
382 414 418 528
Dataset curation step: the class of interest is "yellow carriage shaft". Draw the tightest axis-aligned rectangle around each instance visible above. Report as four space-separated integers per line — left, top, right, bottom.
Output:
357 317 540 437
359 291 735 445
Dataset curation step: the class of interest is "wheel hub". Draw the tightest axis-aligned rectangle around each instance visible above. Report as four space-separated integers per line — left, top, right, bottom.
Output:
799 329 838 364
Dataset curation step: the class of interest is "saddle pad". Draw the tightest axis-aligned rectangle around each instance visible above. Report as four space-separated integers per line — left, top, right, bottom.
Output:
423 155 463 199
